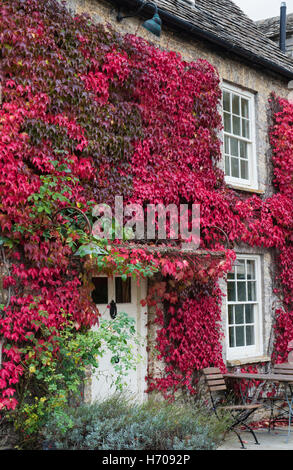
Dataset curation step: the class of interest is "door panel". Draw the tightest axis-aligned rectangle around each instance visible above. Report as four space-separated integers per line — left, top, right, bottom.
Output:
91 277 148 402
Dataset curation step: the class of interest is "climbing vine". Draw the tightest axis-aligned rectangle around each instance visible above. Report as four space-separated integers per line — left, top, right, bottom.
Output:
0 0 292 409
268 95 293 363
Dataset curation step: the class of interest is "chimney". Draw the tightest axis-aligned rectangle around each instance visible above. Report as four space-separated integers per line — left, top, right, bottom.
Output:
280 2 287 52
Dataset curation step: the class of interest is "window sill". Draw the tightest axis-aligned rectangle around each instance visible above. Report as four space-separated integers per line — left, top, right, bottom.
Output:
226 184 264 194
226 356 271 367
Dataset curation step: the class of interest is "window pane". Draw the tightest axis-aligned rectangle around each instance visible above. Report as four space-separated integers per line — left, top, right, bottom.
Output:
223 91 231 112
230 137 239 156
237 260 245 279
231 157 239 178
247 260 256 280
242 119 250 139
241 98 249 118
232 94 240 115
233 115 241 135
227 266 235 279
240 141 248 159
241 160 249 180
228 305 234 324
225 155 230 176
224 112 231 133
235 304 244 324
229 327 235 347
237 282 246 302
246 325 255 346
245 304 254 324
227 282 236 301
235 326 245 347
115 277 131 303
92 277 108 304
224 135 230 154
247 281 256 301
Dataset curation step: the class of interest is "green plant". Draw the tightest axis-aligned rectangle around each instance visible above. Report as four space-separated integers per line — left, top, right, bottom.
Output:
8 312 141 448
43 395 231 450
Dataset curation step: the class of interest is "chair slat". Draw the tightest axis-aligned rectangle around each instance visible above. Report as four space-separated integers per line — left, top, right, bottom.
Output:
205 375 224 382
206 375 226 383
207 379 226 386
209 385 227 391
205 373 224 380
203 367 221 375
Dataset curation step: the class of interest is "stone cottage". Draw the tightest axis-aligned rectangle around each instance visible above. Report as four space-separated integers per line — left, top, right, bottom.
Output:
60 0 293 402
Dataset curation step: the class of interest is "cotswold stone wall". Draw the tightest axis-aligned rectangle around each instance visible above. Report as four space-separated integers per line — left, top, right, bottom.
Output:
61 0 290 377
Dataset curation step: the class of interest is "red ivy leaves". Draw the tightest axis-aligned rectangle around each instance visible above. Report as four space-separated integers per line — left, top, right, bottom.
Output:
0 0 292 407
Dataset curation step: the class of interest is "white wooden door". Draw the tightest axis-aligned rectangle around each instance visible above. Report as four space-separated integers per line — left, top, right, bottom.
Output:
91 276 148 402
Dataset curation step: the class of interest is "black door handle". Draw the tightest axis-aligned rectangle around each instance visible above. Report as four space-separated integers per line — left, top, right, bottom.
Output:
109 300 117 319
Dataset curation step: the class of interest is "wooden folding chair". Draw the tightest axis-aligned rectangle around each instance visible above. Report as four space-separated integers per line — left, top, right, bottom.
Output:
267 363 293 431
203 367 263 449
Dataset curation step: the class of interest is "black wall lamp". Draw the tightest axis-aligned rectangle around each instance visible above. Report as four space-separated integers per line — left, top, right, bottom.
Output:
116 1 162 37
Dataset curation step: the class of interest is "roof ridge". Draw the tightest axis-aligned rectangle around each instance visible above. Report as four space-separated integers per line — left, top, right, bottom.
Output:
256 12 293 25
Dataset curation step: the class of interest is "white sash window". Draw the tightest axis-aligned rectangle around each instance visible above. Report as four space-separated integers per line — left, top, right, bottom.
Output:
222 84 258 190
226 255 263 360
